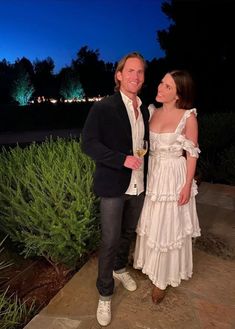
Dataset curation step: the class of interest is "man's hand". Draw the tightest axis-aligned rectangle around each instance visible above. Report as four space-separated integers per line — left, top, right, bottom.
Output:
124 155 143 170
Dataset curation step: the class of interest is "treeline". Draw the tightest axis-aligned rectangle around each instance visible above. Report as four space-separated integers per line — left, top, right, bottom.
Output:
154 0 235 114
0 46 116 105
0 0 234 113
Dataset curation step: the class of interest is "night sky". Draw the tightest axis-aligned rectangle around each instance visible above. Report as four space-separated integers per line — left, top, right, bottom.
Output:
0 0 170 73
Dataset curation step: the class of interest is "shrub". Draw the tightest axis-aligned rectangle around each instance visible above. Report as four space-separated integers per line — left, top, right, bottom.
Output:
0 138 100 268
11 72 34 106
219 145 235 185
197 112 235 184
60 69 85 100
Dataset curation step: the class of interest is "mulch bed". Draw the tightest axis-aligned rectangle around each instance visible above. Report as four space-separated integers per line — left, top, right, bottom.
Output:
1 258 75 309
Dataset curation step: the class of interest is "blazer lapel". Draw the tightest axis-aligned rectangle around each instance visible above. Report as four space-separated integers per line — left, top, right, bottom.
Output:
114 93 132 140
140 104 149 141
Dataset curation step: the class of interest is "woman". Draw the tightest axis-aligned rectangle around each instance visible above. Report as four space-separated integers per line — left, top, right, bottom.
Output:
134 70 201 304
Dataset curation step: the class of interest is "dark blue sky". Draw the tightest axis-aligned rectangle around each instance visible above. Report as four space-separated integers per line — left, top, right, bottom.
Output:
0 0 170 73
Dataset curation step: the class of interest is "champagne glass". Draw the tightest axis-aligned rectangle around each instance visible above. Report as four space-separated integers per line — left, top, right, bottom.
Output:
135 140 148 158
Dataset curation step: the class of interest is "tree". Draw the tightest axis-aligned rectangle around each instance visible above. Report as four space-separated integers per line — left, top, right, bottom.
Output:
157 0 235 112
11 71 34 106
14 57 34 78
60 68 85 100
34 57 54 76
0 59 15 104
33 57 56 97
72 46 114 97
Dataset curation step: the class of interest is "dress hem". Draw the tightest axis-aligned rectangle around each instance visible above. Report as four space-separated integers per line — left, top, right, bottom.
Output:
134 266 193 290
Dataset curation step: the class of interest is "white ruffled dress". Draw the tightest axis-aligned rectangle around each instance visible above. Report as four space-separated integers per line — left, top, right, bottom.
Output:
134 108 201 290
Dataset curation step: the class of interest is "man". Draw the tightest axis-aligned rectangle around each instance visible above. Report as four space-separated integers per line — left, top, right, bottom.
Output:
82 52 149 326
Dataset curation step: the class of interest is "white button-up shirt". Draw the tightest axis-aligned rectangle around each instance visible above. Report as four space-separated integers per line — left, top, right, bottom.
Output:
120 91 145 195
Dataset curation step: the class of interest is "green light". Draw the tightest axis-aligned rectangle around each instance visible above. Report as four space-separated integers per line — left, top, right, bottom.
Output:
11 72 34 106
60 72 85 101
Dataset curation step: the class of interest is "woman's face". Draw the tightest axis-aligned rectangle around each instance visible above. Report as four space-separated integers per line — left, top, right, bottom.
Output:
156 73 178 104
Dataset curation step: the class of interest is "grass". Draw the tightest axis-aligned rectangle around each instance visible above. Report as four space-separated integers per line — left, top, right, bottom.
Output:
0 237 36 329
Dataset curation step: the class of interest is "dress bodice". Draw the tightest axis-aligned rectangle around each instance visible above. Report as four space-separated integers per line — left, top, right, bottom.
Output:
149 108 200 159
146 108 200 201
150 132 184 159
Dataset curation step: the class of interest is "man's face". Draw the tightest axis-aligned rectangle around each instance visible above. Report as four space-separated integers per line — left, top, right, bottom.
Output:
116 57 145 98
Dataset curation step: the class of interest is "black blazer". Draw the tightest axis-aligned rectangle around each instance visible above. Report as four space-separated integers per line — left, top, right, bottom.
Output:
81 92 150 197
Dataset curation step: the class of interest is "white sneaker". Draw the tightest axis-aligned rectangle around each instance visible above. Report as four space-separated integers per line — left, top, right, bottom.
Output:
113 271 137 291
96 299 111 326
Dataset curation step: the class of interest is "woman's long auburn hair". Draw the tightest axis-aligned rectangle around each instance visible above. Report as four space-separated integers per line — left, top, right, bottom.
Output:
169 70 195 109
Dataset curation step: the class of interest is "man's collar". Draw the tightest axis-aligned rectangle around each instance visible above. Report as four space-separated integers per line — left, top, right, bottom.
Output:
120 91 142 107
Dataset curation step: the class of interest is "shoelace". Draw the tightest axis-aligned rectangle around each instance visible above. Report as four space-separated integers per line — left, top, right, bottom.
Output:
99 300 111 313
119 272 133 283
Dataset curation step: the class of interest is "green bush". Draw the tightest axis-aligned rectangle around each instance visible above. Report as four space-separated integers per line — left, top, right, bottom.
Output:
219 145 235 185
198 112 235 184
0 138 100 268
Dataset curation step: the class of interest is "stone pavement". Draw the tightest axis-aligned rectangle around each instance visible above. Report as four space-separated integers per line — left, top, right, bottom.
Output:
24 182 235 329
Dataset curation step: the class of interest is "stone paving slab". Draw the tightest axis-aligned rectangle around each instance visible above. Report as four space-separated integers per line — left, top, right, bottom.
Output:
195 183 235 258
24 183 235 329
196 182 235 211
25 250 235 329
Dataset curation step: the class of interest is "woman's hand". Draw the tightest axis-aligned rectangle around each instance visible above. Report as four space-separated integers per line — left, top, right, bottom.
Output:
178 183 191 206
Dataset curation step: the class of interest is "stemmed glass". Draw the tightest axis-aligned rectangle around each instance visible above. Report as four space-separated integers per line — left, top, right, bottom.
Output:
135 140 148 158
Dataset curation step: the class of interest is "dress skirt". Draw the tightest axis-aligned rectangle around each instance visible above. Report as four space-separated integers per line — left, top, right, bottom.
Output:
134 194 200 290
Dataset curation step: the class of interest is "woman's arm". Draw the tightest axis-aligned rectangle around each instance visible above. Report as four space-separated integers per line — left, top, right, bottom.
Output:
178 113 198 205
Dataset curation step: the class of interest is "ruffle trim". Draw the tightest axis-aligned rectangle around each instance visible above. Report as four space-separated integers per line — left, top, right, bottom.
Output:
146 182 198 201
148 104 156 119
176 134 201 158
176 108 198 134
186 108 197 118
136 229 201 253
134 265 193 290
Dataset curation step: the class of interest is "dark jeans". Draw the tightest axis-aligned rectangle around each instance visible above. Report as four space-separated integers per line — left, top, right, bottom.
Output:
96 192 144 297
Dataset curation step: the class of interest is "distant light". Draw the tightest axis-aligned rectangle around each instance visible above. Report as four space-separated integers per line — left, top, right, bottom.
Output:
32 95 105 104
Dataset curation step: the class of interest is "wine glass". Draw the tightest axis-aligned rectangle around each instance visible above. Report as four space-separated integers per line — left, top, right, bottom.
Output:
135 140 148 158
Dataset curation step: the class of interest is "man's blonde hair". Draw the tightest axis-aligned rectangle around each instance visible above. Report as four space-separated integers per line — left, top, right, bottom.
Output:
114 52 146 92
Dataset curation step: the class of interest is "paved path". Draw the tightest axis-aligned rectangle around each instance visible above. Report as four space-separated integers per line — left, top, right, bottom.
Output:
25 182 235 329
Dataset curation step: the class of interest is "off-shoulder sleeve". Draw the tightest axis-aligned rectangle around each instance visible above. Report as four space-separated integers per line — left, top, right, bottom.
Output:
177 134 201 158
